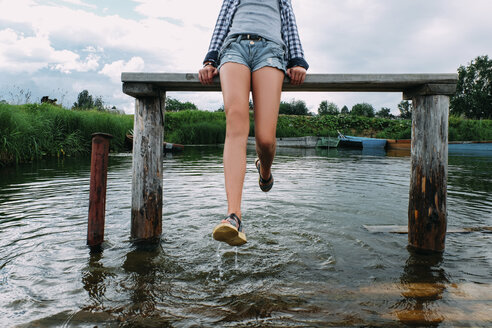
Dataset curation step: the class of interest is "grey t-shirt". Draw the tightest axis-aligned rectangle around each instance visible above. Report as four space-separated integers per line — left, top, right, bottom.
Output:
228 0 285 49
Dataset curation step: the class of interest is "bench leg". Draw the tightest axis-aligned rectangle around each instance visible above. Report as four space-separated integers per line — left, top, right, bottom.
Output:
408 95 449 252
131 93 165 241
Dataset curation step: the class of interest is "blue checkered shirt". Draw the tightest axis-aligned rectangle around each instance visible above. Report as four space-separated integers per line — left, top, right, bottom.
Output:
203 0 309 70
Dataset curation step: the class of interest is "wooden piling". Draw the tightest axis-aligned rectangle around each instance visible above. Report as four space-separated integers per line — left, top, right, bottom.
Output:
408 95 449 252
131 92 165 241
87 133 113 247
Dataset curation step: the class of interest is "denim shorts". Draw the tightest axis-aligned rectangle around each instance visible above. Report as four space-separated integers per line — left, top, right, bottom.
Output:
218 36 286 74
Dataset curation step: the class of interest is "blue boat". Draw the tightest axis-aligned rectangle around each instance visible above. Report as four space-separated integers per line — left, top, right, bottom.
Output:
448 141 492 156
337 132 387 149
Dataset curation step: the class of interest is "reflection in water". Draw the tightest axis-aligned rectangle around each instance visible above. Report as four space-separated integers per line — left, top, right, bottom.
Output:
82 251 113 310
393 249 447 326
122 244 161 316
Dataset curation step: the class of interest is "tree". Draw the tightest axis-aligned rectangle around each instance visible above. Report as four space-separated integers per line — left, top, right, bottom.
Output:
73 90 94 110
376 107 394 119
398 100 412 119
350 103 375 117
165 97 198 111
451 55 492 119
340 105 349 114
94 96 104 111
318 100 339 115
279 99 310 115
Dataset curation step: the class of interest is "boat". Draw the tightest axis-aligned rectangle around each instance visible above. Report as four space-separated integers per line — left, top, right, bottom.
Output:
386 139 411 150
316 136 339 148
385 139 492 156
163 141 184 152
125 134 184 153
449 141 492 156
337 132 387 149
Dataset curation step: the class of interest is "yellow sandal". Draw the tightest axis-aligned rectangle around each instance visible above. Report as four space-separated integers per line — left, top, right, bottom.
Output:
212 213 247 246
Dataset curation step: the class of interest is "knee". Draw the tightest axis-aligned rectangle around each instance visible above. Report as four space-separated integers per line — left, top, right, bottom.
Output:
226 108 250 138
255 134 276 151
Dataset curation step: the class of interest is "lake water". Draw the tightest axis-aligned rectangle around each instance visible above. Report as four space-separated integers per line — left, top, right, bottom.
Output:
0 146 491 327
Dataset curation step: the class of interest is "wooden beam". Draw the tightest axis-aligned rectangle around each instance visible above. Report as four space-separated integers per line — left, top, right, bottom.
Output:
403 83 457 99
121 73 458 94
123 82 159 97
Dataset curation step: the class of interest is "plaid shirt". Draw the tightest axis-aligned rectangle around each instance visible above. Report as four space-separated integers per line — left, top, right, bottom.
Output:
203 0 309 70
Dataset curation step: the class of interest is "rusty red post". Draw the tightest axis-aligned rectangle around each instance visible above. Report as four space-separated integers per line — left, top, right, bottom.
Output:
88 133 113 247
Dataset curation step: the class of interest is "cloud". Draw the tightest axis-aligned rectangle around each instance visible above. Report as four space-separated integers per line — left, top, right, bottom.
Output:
99 56 145 83
60 0 97 9
0 28 100 74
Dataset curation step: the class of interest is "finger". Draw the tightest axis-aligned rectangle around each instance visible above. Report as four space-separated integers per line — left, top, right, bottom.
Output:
292 71 300 85
300 71 306 85
289 69 296 84
202 69 211 85
286 68 292 79
207 68 215 83
198 70 205 85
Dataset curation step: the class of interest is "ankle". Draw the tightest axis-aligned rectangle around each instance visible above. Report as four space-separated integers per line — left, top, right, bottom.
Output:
227 211 241 219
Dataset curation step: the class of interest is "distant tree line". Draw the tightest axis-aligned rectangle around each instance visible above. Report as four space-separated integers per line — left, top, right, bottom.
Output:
316 100 411 119
72 89 122 113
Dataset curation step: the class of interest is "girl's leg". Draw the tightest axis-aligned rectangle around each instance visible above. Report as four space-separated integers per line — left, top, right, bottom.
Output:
219 62 251 218
252 67 284 181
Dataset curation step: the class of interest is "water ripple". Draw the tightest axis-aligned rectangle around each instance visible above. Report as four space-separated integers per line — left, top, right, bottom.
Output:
0 148 491 327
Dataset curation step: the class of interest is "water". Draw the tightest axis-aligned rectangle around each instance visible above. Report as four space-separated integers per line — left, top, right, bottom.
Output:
0 146 491 327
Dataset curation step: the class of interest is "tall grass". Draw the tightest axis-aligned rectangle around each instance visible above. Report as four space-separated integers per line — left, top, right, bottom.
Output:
2 104 490 166
0 103 133 166
449 116 492 141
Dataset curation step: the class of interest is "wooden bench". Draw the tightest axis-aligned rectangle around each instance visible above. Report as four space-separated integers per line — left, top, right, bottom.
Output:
121 73 458 252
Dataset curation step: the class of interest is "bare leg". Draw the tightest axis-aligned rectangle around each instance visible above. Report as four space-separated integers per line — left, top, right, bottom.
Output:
219 63 251 218
252 67 284 182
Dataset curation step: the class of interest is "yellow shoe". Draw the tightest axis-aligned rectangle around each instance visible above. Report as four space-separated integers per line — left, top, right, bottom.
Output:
212 213 247 246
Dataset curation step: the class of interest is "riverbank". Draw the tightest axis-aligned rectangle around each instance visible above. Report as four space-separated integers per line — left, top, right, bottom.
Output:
2 104 491 166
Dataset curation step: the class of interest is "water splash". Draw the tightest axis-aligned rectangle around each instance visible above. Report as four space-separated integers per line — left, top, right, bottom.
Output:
216 244 223 280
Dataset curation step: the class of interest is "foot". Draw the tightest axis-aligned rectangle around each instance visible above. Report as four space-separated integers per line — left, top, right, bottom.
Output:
255 158 274 192
212 213 247 246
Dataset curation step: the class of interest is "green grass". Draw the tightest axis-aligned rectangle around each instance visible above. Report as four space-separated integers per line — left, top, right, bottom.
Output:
0 103 133 166
2 104 490 166
449 116 492 141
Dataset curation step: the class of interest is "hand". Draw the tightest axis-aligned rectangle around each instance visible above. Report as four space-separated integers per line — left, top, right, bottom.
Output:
199 64 219 85
286 66 307 85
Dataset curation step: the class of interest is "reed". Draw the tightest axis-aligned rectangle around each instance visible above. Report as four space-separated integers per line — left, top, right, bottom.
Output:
0 103 133 166
2 105 490 166
449 116 492 141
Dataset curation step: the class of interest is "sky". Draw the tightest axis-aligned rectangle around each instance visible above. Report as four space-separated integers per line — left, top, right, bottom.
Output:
1 0 491 115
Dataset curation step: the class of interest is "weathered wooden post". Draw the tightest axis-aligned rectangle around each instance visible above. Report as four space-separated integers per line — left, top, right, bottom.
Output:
406 89 450 252
123 83 165 241
88 132 113 247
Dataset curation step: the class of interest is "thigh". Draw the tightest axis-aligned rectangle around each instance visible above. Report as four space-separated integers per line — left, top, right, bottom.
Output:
251 66 284 136
220 62 251 118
